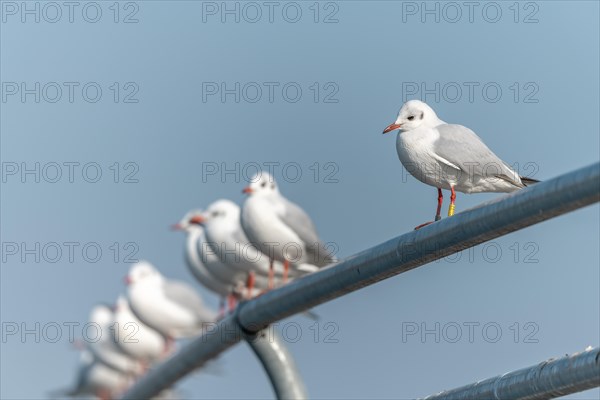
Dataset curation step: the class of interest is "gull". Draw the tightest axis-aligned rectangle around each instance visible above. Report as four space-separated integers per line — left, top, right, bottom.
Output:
113 295 168 365
241 172 336 287
172 210 238 311
86 303 144 378
383 100 539 229
125 261 216 340
174 209 257 310
199 199 280 297
53 350 133 400
202 200 323 319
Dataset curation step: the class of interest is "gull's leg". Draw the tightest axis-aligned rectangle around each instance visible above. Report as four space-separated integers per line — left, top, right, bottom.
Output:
227 293 237 312
268 258 274 290
448 186 456 216
415 188 443 230
435 187 443 221
246 271 255 300
283 259 289 284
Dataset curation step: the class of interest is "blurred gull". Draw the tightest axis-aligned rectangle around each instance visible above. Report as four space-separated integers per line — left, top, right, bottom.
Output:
200 199 280 297
53 350 133 400
86 304 144 378
241 172 336 287
172 210 237 311
125 261 216 340
113 295 168 365
177 209 255 309
383 100 539 229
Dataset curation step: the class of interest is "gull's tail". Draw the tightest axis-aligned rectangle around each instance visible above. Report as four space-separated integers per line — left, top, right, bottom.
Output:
520 176 540 186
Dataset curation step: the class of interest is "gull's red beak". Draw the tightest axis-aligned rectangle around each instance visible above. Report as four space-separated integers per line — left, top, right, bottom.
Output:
383 123 402 134
124 275 132 285
242 186 253 194
189 215 205 225
170 223 182 231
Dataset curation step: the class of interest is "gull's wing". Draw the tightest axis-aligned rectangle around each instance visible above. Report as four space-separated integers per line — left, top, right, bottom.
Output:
231 227 250 246
278 197 335 267
433 124 523 188
162 280 215 323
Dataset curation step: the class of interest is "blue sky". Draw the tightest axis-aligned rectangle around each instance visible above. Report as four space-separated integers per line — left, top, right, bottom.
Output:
1 1 599 399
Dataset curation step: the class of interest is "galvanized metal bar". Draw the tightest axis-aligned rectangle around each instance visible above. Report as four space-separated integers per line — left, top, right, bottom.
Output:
420 347 600 400
122 162 600 399
245 328 308 400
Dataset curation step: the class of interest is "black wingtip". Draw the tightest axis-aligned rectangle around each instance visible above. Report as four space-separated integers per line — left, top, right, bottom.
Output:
521 176 541 186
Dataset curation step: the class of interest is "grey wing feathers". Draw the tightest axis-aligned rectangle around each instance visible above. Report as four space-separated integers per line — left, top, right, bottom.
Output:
231 227 250 245
163 281 214 322
279 198 321 245
279 198 335 267
434 124 523 188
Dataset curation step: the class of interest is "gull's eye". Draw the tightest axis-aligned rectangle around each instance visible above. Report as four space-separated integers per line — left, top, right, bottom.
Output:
407 116 414 121
211 211 219 217
261 182 267 188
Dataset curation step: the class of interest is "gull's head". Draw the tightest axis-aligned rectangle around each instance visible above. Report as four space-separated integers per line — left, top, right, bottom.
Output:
89 303 114 326
242 171 279 196
383 100 438 134
171 209 204 231
204 199 240 225
126 260 161 285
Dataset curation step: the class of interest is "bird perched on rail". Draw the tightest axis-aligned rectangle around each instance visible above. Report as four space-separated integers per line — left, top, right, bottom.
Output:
172 210 245 313
382 100 539 229
86 304 144 378
199 199 281 298
241 172 336 288
52 349 133 400
112 295 168 366
125 261 216 342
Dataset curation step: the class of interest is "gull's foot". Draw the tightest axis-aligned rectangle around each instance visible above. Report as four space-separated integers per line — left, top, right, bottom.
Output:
414 221 434 230
415 214 442 230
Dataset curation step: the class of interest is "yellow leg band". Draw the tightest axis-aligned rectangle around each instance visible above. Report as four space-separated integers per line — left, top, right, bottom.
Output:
448 203 456 217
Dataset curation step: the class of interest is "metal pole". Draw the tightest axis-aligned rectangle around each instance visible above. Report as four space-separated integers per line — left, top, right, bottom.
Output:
245 327 308 400
121 162 600 399
420 347 600 400
120 313 310 400
121 316 244 399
